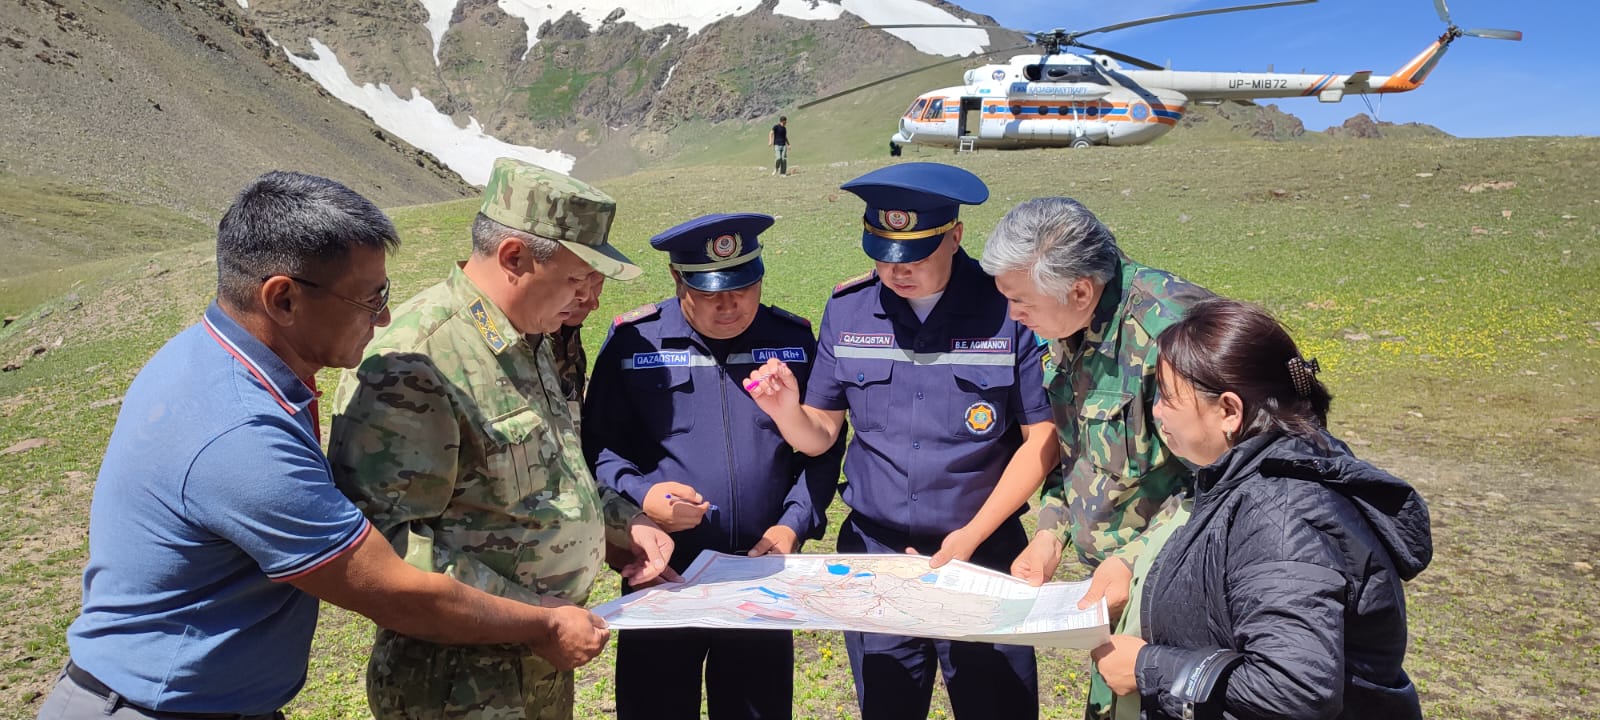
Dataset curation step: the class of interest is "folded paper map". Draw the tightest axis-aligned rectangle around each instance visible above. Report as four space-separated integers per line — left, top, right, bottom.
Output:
593 551 1109 649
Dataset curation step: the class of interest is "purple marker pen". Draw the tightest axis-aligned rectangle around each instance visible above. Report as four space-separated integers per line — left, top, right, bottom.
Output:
665 493 718 512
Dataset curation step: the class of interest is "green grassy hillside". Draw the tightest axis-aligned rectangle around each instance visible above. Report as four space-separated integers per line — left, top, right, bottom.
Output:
1 137 1596 718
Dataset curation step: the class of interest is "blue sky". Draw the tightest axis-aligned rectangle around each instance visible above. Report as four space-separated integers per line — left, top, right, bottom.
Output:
953 0 1593 137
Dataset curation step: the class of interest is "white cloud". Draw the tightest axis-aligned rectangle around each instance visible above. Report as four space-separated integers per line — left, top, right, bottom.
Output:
282 38 574 184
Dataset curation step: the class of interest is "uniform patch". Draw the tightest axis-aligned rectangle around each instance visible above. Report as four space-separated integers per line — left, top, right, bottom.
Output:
839 332 894 348
630 350 691 368
753 347 807 363
1041 350 1055 375
833 270 876 295
951 337 1012 353
613 302 660 326
707 233 740 259
964 401 997 434
468 298 508 352
879 209 917 231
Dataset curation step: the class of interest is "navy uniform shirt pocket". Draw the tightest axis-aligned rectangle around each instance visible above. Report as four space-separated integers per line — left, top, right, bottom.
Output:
950 365 1015 439
482 407 555 500
836 358 893 432
1079 390 1143 480
622 364 696 437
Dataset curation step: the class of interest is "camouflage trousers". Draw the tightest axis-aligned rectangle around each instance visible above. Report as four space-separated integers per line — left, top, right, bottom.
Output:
367 630 574 720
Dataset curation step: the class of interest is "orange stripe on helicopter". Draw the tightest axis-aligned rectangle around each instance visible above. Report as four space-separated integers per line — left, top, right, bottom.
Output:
1300 74 1333 96
1379 40 1444 92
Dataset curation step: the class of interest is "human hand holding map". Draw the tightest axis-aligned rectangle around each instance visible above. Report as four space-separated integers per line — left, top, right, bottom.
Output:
593 550 1109 649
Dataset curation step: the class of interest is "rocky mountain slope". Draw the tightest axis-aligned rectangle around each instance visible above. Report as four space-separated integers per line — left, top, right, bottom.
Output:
0 0 474 218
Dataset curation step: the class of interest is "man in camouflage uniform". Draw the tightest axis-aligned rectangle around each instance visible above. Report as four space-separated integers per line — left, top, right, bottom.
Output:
548 273 603 431
328 158 676 720
979 196 1212 717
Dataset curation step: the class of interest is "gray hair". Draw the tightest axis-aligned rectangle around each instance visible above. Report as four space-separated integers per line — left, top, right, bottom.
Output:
471 212 560 262
979 197 1120 303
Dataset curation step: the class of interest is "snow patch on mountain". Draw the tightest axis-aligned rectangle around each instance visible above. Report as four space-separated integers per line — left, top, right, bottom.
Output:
283 38 574 183
480 0 984 58
839 0 987 57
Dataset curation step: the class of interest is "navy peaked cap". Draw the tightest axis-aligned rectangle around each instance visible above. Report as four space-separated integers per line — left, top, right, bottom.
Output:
650 212 772 292
840 162 989 263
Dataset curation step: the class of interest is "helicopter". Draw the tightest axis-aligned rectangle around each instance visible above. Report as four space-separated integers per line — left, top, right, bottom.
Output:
803 0 1521 150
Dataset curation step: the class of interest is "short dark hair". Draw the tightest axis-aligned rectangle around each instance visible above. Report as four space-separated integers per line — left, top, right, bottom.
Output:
1157 298 1332 444
215 171 399 308
779 116 787 123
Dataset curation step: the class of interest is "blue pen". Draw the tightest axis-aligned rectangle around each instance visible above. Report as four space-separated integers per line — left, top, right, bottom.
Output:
665 493 718 512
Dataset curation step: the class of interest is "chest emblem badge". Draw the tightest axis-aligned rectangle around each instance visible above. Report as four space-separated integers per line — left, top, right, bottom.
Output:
964 401 997 434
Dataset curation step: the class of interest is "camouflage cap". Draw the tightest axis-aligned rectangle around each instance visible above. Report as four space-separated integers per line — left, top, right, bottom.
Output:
480 158 641 281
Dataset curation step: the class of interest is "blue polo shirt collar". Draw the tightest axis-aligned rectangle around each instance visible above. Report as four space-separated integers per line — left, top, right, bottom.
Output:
202 301 315 416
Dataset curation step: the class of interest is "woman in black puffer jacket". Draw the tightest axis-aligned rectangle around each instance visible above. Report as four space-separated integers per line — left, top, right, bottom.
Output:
1090 298 1432 720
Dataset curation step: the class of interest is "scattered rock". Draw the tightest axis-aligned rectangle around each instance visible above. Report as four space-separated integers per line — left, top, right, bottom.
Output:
1269 188 1289 199
1406 411 1424 419
1414 172 1434 178
1575 562 1594 574
1501 210 1513 219
63 471 89 483
2 316 15 327
1177 213 1192 223
1484 492 1506 502
1 438 49 456
1470 226 1490 235
89 396 123 409
1460 180 1516 193
1343 331 1371 342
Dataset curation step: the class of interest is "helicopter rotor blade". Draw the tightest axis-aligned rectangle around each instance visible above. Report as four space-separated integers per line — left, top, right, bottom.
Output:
1074 0 1317 40
796 43 1035 109
858 23 1007 31
1433 0 1452 25
1070 42 1165 70
1463 27 1522 41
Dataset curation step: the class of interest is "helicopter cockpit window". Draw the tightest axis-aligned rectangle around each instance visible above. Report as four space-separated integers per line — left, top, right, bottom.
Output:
923 98 945 121
907 98 929 119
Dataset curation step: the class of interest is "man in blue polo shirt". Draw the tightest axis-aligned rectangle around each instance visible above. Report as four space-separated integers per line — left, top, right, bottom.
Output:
745 163 1059 720
37 172 629 720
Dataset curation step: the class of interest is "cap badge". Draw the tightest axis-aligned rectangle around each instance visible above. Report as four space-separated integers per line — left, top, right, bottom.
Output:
708 233 741 259
880 209 917 232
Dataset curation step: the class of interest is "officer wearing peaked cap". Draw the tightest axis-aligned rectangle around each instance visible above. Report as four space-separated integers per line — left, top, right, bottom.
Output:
744 163 1058 720
328 158 677 720
584 213 842 720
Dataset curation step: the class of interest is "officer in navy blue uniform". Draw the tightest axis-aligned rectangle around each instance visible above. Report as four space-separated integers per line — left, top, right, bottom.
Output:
584 212 843 720
745 164 1059 720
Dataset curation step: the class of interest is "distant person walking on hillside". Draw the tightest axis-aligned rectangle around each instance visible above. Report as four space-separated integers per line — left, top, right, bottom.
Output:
769 116 790 176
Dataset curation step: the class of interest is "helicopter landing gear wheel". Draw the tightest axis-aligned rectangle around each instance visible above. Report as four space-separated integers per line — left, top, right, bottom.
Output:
1070 137 1093 149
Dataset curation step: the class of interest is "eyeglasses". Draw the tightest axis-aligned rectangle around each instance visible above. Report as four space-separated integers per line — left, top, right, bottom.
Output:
270 275 391 323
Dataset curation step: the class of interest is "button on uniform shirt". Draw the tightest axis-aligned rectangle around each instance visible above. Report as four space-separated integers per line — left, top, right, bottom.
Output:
1035 255 1213 567
584 299 840 566
67 302 370 715
328 264 640 609
805 249 1050 540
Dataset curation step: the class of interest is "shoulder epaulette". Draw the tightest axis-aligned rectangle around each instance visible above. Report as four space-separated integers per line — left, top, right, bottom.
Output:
768 304 813 329
612 302 660 327
832 270 877 296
